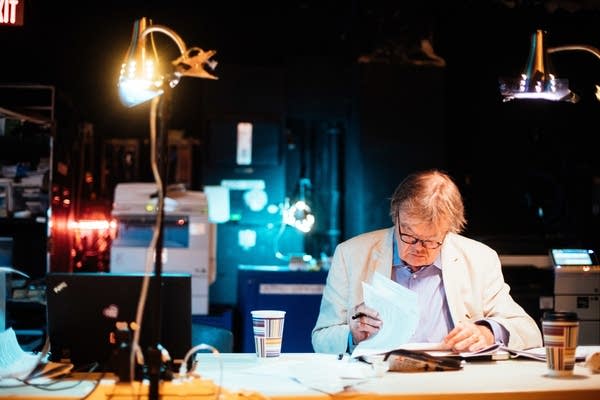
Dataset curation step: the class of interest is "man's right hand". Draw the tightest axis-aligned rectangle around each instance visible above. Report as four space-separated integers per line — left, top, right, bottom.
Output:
349 303 382 345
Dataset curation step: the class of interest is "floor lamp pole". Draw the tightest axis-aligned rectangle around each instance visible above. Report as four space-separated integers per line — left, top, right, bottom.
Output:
148 86 171 400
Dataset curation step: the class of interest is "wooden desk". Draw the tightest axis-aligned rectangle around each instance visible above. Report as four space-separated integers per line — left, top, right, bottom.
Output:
3 353 600 399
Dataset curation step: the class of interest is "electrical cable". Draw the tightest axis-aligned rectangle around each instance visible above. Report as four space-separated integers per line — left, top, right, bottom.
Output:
273 219 290 262
128 95 164 382
178 343 223 400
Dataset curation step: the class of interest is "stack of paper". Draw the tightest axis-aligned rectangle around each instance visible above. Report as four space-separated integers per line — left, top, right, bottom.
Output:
0 327 42 380
351 272 419 358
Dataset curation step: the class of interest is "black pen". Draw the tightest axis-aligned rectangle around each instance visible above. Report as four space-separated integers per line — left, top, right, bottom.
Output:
352 312 367 320
357 355 372 365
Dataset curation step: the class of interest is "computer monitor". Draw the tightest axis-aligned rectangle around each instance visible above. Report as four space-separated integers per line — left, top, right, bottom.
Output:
45 272 191 371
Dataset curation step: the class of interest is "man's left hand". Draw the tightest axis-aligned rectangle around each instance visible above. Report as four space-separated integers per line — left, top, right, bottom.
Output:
443 321 494 352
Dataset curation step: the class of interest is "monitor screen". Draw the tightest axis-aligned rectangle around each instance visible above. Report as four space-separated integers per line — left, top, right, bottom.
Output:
45 272 191 371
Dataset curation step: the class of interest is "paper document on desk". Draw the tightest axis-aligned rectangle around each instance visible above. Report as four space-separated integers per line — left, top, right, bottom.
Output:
351 272 419 358
0 327 43 380
424 342 502 358
502 345 600 362
242 353 377 394
0 267 30 278
425 344 600 361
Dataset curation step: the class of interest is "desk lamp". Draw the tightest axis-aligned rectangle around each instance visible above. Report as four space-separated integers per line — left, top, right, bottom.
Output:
117 16 217 400
500 29 600 103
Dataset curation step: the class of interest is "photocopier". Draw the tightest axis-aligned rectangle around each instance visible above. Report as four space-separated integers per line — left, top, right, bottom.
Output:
551 248 600 344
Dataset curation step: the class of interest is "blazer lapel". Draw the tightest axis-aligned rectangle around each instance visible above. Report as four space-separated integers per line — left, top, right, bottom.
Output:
441 234 470 324
372 228 394 279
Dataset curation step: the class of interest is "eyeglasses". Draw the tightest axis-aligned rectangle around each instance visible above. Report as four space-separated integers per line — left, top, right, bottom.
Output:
398 228 443 249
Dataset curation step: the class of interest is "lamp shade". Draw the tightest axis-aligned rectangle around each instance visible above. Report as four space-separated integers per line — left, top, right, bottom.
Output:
499 30 578 103
118 17 164 107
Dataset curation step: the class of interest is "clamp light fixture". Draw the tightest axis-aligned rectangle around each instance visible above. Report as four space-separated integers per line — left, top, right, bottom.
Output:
116 16 217 400
500 29 600 103
118 17 217 107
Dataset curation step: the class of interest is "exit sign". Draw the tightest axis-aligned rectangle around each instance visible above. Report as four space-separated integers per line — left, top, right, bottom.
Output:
0 0 24 26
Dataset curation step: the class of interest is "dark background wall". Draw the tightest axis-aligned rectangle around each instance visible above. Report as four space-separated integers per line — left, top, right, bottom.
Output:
2 0 600 265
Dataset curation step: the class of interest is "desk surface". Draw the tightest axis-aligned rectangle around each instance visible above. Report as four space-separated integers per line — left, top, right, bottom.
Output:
193 353 600 400
3 353 600 399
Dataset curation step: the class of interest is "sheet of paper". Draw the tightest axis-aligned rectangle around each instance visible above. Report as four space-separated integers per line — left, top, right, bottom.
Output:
502 345 600 362
423 344 600 361
400 342 449 351
0 327 43 380
424 342 501 358
350 272 419 358
238 354 377 394
203 185 230 223
0 267 30 278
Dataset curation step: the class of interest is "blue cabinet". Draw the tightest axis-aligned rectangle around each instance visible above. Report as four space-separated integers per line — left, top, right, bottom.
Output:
237 265 328 353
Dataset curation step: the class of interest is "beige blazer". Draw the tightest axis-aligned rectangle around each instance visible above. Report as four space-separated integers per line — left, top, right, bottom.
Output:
311 228 543 354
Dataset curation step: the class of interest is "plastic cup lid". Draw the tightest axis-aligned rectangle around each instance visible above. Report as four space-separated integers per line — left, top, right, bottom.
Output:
251 310 286 318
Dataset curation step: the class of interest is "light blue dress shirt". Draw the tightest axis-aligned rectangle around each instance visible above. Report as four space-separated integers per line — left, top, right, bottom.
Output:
392 258 453 342
391 236 509 344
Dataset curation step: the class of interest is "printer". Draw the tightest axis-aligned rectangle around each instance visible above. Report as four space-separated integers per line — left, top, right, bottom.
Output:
110 183 216 314
551 248 600 344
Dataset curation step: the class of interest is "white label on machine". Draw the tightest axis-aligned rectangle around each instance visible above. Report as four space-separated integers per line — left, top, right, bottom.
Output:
236 122 253 165
259 283 325 295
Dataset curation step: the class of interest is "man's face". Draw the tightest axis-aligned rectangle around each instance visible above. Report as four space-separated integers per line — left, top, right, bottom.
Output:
396 213 447 267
